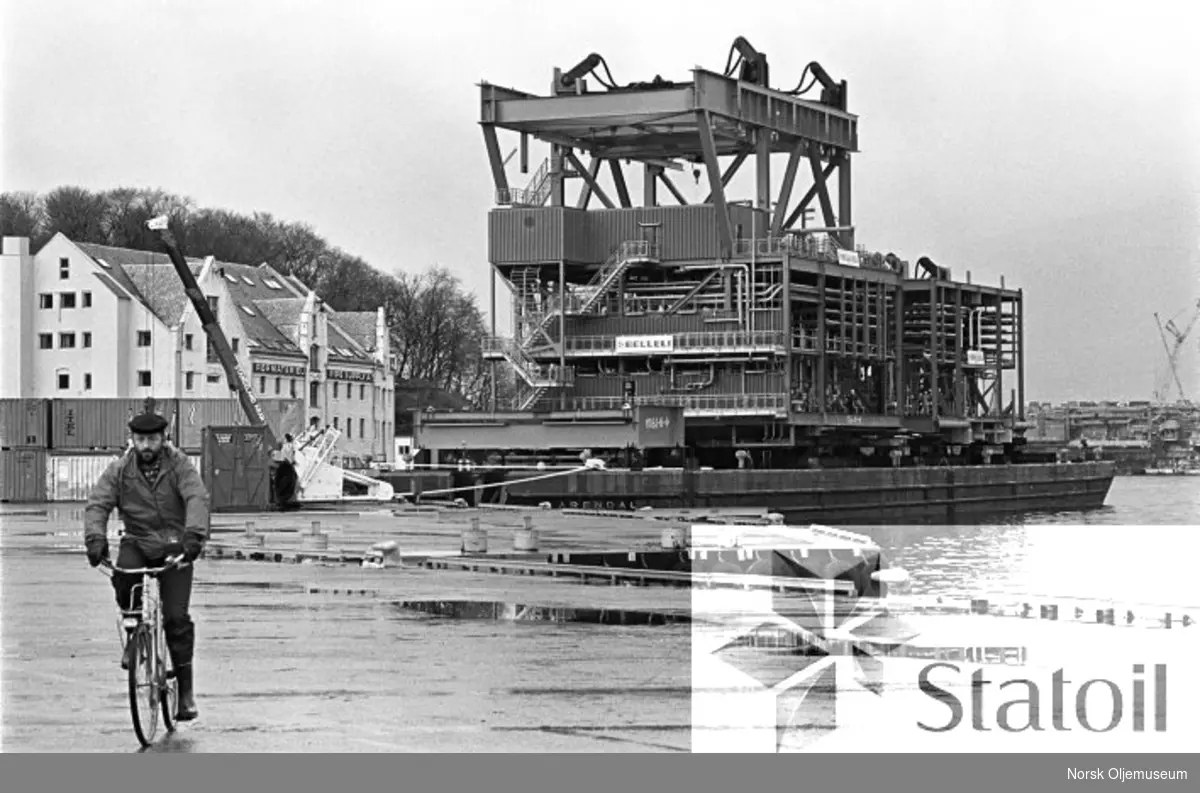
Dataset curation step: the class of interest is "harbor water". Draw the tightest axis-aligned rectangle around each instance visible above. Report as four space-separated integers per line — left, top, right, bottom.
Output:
2 476 1196 752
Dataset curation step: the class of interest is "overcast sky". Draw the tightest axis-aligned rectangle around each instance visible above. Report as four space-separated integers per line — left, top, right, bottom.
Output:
3 0 1197 403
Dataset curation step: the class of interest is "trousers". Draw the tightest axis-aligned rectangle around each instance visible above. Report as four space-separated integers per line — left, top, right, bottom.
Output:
111 538 196 668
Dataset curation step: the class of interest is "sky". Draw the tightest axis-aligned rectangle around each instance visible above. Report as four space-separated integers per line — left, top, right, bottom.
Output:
3 0 1198 404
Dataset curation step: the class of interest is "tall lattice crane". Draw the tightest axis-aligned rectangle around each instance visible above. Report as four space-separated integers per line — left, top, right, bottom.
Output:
1153 298 1200 403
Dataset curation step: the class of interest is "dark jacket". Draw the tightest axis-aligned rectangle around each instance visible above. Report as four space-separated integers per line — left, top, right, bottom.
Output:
84 446 211 558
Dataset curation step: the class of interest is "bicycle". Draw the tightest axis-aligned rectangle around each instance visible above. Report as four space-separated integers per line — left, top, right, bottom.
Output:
97 557 188 747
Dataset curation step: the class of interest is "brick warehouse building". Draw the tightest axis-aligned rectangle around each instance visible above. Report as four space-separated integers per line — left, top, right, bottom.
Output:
0 234 396 464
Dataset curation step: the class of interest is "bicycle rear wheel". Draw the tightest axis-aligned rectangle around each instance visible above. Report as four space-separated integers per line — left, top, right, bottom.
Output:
128 627 158 747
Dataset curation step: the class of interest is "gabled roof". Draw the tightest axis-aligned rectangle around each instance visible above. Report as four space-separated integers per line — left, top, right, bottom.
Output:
329 311 378 353
326 320 372 364
254 298 306 340
123 263 196 327
91 271 132 301
206 260 305 356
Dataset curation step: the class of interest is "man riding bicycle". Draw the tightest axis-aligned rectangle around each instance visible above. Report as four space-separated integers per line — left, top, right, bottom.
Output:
84 411 210 721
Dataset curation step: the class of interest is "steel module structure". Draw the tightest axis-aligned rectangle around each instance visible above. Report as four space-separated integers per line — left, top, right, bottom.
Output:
423 38 1025 469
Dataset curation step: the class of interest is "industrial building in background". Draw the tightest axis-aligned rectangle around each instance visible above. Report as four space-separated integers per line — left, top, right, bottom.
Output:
0 234 396 467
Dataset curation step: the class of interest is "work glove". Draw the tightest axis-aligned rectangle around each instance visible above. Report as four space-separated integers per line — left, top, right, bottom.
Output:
181 533 205 563
85 536 109 568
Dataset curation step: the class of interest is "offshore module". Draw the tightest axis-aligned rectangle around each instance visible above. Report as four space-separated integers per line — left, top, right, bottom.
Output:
405 38 1115 524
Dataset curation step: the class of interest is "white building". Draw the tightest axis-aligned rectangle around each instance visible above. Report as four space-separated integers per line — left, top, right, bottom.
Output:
0 234 397 463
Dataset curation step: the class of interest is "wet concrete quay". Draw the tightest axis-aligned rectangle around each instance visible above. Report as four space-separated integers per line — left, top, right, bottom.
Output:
4 503 1198 753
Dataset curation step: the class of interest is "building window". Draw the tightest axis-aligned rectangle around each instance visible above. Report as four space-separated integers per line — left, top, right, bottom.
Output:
83 332 92 348
309 344 319 371
39 293 52 309
137 330 152 347
290 379 297 398
138 370 152 387
333 417 339 430
84 373 92 391
259 376 266 393
207 295 219 314
359 384 365 400
186 372 195 390
359 418 365 437
59 258 69 279
58 373 70 389
185 333 194 350
310 381 319 406
232 338 239 353
346 419 352 439
206 338 217 362
207 374 221 384
59 292 77 309
59 332 76 348
82 291 92 308
275 377 281 395
39 333 53 349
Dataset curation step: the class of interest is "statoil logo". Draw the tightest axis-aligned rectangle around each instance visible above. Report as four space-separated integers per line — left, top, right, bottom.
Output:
917 663 1168 733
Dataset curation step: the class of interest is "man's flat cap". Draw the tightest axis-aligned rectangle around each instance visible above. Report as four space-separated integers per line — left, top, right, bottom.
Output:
128 412 169 434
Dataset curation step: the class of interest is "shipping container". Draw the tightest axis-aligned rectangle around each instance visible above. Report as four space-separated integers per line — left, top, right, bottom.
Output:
0 398 49 448
201 425 272 512
51 399 179 451
176 398 305 451
1 447 48 502
44 452 203 502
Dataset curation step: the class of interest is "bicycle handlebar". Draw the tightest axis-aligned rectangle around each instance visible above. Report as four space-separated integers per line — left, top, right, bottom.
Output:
97 557 191 576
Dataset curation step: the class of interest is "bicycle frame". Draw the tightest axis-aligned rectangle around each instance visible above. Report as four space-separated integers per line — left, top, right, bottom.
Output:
98 557 189 746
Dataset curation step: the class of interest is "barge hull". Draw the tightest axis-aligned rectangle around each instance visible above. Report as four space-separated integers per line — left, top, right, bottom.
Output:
385 461 1116 527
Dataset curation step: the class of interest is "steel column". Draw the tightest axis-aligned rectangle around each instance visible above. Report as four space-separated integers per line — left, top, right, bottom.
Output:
807 147 838 231
838 153 853 250
704 151 748 203
1017 289 1025 422
608 160 632 208
783 161 838 230
772 141 805 237
696 110 734 259
930 282 939 421
576 157 604 210
481 124 509 193
643 164 658 207
756 130 771 213
567 152 615 209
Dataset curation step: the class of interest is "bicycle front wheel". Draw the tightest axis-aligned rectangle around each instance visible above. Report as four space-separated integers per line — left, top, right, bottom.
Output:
128 627 158 747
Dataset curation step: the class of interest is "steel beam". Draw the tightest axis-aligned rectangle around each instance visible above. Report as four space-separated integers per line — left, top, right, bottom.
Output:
576 157 604 209
772 141 805 236
704 151 748 203
568 152 615 209
658 170 689 205
756 130 771 213
608 160 632 208
481 124 509 193
782 161 838 230
807 148 838 233
696 110 734 259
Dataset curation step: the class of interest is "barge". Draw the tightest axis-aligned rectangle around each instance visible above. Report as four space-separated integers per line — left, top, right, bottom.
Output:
400 38 1115 524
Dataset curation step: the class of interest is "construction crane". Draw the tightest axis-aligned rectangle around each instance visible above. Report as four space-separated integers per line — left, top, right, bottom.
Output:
144 216 394 506
1153 298 1200 403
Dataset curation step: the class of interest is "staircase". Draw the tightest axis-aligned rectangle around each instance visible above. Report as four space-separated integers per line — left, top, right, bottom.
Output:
520 240 661 351
497 158 552 207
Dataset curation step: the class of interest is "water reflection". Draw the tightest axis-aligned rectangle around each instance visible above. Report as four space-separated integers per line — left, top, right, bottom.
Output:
854 477 1200 605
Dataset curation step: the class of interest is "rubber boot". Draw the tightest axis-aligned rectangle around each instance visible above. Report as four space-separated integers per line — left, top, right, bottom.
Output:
175 663 199 721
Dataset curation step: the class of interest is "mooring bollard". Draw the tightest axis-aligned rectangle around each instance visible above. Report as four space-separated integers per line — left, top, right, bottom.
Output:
513 518 538 552
462 517 487 555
